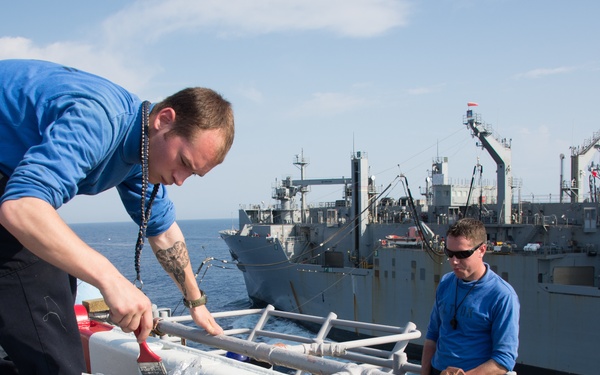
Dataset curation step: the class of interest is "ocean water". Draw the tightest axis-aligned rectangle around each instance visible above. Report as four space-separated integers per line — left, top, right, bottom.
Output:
70 218 249 314
70 218 308 341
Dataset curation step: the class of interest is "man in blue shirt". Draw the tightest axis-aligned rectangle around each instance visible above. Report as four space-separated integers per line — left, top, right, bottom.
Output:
421 218 519 375
0 59 234 374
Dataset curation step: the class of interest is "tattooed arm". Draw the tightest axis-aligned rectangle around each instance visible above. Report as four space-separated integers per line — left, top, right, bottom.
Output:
148 222 223 335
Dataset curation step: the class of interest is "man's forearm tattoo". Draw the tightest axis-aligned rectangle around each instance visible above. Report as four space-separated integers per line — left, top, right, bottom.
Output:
156 241 190 298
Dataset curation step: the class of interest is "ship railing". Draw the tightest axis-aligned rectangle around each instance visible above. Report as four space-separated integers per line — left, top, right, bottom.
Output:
316 201 337 208
515 193 564 204
240 203 301 211
155 304 422 375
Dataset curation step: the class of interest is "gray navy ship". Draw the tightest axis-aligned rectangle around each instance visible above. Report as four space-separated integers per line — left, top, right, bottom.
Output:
220 108 600 375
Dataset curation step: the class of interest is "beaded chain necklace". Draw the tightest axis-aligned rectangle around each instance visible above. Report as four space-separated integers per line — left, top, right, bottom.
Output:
134 101 160 290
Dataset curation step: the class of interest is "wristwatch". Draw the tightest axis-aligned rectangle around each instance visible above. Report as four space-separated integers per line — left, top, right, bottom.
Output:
183 290 207 308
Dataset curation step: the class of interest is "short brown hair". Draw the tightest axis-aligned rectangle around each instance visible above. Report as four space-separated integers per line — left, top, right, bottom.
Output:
446 218 487 245
152 87 234 163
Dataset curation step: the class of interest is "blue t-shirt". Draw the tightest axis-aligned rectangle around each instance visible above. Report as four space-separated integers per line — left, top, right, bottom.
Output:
0 59 175 236
425 264 519 371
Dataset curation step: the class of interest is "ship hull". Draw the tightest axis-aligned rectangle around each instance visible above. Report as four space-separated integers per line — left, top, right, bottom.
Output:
222 225 600 375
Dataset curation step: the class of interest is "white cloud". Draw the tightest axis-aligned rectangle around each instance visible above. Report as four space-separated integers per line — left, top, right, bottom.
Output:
102 0 411 42
0 0 410 96
0 36 89 63
514 66 575 79
294 91 369 116
0 36 157 93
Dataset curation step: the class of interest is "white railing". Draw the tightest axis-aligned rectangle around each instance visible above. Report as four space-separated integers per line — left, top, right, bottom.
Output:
155 305 422 375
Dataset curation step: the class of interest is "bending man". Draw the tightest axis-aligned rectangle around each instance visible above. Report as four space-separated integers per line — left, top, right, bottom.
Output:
0 59 233 374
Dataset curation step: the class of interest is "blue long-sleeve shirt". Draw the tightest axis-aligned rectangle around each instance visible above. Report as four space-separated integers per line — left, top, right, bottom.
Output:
0 59 175 236
426 263 520 371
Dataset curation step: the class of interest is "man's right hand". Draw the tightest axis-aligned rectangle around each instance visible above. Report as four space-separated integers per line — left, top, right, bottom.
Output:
101 276 154 343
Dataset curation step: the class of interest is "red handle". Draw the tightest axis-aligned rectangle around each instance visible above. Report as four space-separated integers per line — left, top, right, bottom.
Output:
135 327 162 363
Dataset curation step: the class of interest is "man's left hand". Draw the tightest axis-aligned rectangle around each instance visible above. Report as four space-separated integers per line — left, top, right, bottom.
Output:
190 305 223 335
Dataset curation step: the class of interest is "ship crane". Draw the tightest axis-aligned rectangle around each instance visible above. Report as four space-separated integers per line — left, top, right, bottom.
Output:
561 130 600 203
463 107 512 225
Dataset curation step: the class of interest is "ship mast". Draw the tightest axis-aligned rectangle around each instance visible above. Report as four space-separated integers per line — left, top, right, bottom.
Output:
463 106 512 225
351 151 370 266
293 152 310 223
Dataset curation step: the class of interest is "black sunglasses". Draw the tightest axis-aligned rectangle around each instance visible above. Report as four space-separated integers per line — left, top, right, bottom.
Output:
444 242 484 259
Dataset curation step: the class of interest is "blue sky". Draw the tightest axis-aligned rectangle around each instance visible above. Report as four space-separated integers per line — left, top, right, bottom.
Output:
1 0 599 224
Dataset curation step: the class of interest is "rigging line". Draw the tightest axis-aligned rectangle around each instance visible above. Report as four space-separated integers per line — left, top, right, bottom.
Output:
233 175 400 269
236 173 439 279
477 164 484 220
291 241 387 313
304 174 399 257
233 220 354 269
399 176 444 263
292 219 440 313
228 179 431 311
228 241 277 255
463 162 480 217
249 225 373 272
319 175 399 246
235 202 373 268
233 235 339 269
200 265 237 281
290 171 456 310
194 257 238 279
375 127 468 176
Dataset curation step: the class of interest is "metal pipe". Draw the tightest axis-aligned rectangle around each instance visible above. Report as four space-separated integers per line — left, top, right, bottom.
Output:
156 320 400 375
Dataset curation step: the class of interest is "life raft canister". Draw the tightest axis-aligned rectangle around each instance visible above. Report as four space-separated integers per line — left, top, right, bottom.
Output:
75 304 113 373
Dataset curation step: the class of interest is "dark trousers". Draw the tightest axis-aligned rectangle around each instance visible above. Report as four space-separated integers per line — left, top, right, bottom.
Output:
430 367 442 375
0 173 86 375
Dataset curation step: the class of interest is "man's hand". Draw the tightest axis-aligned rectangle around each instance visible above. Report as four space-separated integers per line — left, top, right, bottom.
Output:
101 276 154 343
148 223 224 336
441 367 466 375
190 305 223 335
